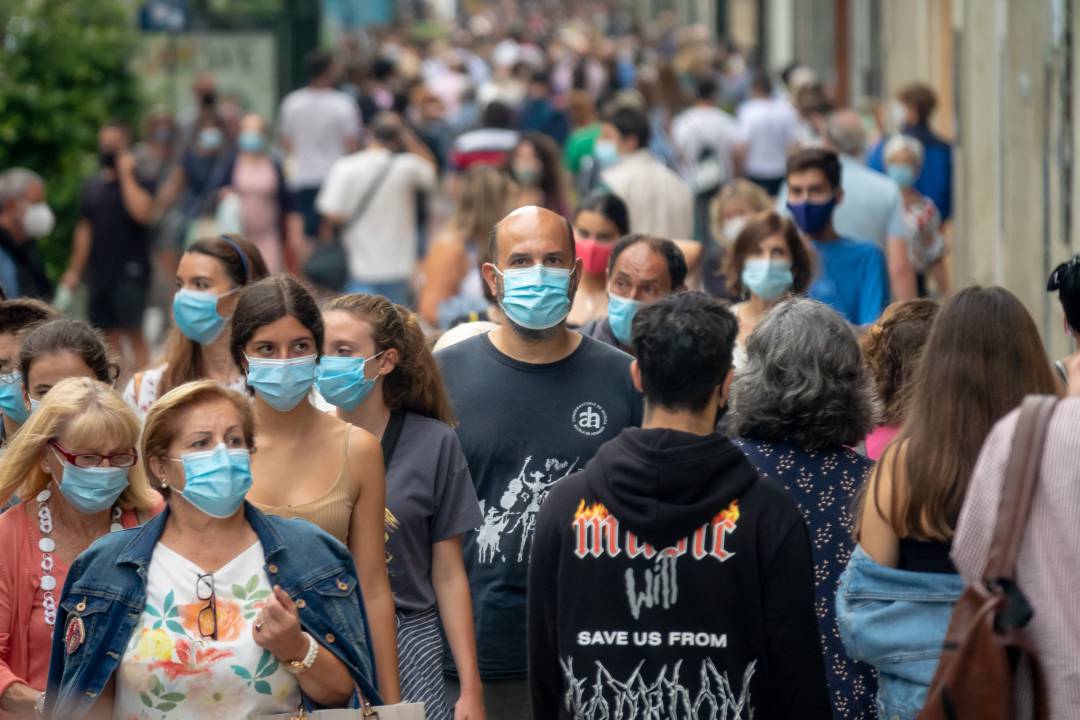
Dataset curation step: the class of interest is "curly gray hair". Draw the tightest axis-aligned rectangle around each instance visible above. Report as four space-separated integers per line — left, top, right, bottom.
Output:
729 297 876 450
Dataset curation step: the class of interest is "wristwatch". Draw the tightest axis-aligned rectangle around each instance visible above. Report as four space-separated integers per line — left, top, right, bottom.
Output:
285 632 319 675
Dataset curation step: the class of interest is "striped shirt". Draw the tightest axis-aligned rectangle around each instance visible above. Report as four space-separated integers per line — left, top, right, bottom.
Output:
952 398 1080 720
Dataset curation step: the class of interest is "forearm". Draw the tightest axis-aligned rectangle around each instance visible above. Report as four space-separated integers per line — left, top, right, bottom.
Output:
886 237 917 301
433 566 481 693
363 589 401 703
294 639 356 707
66 223 92 279
118 172 154 224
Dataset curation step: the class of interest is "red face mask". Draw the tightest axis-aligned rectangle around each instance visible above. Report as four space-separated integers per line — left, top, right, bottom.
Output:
576 238 614 275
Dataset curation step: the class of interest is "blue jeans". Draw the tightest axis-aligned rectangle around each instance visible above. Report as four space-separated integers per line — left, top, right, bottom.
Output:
345 278 412 306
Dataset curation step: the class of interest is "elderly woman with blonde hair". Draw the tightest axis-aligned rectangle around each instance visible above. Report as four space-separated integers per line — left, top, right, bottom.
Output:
0 377 160 717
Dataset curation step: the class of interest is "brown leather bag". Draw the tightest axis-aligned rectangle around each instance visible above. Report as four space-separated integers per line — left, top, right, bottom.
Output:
918 395 1057 720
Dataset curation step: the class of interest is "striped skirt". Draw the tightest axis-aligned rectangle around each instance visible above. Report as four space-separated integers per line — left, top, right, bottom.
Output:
397 606 451 720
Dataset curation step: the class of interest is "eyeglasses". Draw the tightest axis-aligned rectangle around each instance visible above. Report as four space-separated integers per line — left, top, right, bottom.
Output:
196 572 218 641
50 441 137 469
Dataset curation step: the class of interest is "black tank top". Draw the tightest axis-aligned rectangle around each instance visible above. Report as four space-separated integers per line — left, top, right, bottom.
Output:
897 537 956 574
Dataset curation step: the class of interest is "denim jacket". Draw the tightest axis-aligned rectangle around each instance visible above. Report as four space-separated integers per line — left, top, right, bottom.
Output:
835 545 965 720
46 503 381 718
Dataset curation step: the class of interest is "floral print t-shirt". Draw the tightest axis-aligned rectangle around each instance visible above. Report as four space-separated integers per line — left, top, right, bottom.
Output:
113 541 300 720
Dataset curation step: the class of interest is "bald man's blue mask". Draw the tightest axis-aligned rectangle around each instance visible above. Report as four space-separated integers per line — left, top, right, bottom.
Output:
495 264 574 330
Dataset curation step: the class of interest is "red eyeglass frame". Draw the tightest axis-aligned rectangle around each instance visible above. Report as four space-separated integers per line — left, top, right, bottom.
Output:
49 440 138 468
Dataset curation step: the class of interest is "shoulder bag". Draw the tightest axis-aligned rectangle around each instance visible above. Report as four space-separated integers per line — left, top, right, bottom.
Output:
259 703 425 720
304 155 396 292
917 394 1057 720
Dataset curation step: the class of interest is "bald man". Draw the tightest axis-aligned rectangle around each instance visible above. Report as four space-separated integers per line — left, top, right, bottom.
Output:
435 206 642 719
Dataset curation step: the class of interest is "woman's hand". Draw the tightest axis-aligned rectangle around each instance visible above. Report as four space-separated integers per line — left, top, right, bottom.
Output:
454 688 486 720
252 585 308 663
0 682 42 718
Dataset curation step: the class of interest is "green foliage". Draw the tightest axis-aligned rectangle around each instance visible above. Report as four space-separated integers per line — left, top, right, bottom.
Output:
0 0 143 276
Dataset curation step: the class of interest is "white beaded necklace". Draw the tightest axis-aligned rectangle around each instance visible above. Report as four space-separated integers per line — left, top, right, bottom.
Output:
36 489 124 627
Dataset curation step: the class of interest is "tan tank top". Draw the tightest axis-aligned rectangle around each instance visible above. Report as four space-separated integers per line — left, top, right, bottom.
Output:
252 428 359 545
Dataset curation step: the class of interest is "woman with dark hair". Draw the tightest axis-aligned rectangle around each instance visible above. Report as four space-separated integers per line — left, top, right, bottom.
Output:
1047 253 1080 387
19 319 118 410
506 131 569 215
724 211 814 366
859 299 939 460
730 297 878 720
567 191 631 327
839 286 1060 719
230 275 401 703
318 294 484 720
125 234 269 416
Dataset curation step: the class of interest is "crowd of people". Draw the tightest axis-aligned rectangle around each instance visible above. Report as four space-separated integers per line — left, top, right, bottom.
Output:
0 8 1076 720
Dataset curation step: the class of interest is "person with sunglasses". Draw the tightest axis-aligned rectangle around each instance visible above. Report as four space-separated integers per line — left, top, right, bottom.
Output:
46 381 381 719
0 377 160 718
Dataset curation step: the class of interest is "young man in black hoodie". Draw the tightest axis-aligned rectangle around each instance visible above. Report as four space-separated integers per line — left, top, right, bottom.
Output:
528 291 831 719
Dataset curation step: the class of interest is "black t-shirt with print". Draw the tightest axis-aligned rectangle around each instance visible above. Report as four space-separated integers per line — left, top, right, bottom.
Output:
435 333 642 680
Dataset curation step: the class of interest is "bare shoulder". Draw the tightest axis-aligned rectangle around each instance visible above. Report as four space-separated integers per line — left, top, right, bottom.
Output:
346 423 383 471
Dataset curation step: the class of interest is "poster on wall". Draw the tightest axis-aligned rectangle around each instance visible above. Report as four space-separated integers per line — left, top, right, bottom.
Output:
135 32 278 123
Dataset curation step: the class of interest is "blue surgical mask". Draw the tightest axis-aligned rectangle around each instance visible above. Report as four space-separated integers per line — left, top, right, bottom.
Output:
317 352 384 412
741 259 794 301
593 140 620 169
245 354 317 411
54 450 130 514
238 131 266 153
0 372 29 424
885 163 917 188
29 397 41 414
197 127 224 152
496 265 574 331
174 444 252 519
173 288 237 345
787 197 837 236
607 292 642 347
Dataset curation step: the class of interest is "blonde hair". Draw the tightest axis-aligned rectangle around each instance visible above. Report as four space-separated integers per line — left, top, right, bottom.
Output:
0 377 155 510
711 180 772 245
141 380 256 492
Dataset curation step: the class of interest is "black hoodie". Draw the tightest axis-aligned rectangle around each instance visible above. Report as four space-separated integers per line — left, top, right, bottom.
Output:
528 427 831 719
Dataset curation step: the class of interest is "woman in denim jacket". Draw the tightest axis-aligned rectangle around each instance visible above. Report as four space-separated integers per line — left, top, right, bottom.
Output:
838 287 1060 720
46 381 382 719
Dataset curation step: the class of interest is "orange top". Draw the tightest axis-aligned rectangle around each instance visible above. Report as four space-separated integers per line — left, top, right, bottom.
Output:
0 496 162 713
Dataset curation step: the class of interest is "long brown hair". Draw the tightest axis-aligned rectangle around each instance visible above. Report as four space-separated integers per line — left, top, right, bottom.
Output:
325 294 456 426
159 234 269 395
860 299 939 427
872 286 1060 540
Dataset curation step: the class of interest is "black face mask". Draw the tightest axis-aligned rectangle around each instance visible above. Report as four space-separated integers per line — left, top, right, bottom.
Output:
99 151 117 169
200 91 217 108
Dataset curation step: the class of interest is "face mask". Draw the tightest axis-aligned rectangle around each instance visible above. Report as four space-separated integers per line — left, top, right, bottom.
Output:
200 91 217 108
197 127 225 152
245 354 317 411
29 397 41 414
238 131 266 153
722 216 749 244
787 197 837 236
173 288 237 345
512 164 541 187
54 450 130 514
741 258 794 301
152 125 173 145
576 238 614 275
594 140 620 169
317 352 385 412
0 372 29 424
22 203 55 238
888 100 908 130
174 444 252 519
99 151 117 170
496 264 574 331
886 163 917 188
607 292 642 346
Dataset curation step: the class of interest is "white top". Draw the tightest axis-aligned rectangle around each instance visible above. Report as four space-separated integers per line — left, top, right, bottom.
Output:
317 148 437 282
113 541 301 719
278 87 362 189
736 98 800 178
601 150 694 240
123 365 249 418
671 106 744 181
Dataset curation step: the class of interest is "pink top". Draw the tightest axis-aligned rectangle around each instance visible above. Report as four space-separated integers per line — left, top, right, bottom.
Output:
864 425 900 461
0 498 160 712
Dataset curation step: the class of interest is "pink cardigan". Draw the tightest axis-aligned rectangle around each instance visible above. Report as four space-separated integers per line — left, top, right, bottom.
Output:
0 498 160 711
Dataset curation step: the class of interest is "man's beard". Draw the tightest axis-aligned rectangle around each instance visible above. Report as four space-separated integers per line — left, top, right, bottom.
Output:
503 310 563 342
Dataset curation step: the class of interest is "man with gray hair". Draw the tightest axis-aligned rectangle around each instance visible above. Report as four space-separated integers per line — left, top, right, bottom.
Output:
0 168 53 300
779 109 916 300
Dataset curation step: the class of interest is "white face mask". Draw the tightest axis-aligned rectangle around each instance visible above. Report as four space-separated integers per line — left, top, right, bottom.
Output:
722 215 749 244
22 203 55 238
888 100 908 131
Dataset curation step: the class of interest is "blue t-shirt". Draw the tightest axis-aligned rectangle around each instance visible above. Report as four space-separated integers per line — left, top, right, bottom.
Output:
435 333 643 680
807 236 889 325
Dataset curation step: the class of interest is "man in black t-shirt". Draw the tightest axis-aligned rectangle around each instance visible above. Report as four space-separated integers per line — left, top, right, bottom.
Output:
61 122 156 372
435 206 642 720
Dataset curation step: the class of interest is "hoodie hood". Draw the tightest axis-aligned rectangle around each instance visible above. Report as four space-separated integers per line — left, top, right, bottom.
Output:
583 427 758 550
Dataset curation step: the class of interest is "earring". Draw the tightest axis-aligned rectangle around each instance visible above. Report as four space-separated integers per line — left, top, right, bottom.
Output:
160 476 168 490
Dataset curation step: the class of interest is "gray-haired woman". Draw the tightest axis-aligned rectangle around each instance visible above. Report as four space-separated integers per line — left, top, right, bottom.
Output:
730 298 877 720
